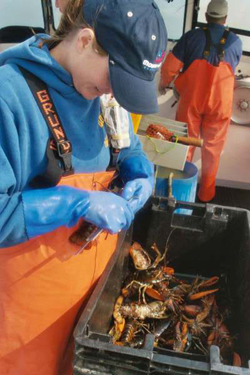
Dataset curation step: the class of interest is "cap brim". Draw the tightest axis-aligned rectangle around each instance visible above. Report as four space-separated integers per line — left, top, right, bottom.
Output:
109 62 159 115
207 12 227 17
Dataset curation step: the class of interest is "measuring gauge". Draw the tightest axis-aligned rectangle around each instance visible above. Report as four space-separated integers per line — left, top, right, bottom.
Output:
231 77 250 125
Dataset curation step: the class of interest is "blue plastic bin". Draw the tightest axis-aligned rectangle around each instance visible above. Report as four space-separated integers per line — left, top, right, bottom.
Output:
155 161 198 214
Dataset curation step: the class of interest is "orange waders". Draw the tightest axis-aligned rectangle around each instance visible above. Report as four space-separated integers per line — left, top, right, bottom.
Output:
175 59 235 201
0 171 118 375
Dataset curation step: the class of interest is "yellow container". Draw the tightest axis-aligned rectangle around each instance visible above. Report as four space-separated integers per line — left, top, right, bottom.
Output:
130 113 142 133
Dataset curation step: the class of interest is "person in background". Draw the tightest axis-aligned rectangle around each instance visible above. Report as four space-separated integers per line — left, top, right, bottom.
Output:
0 0 167 374
158 0 242 202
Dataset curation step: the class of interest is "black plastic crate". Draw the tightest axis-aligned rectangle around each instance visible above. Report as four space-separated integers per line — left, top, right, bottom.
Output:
73 198 250 375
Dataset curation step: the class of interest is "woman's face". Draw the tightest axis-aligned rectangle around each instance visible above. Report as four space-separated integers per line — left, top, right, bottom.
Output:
72 48 112 100
52 29 113 100
69 32 112 100
55 0 68 13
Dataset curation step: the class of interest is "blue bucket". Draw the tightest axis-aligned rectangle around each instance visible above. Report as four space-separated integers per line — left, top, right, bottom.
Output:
155 162 198 215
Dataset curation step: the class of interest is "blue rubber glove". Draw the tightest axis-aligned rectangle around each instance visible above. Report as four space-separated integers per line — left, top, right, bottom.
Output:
22 186 134 239
119 155 154 213
121 178 153 213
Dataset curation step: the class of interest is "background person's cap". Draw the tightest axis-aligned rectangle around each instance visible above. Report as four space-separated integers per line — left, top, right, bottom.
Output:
206 0 228 18
83 0 168 114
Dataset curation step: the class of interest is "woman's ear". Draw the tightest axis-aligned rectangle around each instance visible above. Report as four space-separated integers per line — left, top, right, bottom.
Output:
76 28 95 52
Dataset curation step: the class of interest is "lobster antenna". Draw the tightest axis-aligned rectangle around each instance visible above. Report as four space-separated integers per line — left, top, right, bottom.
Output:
163 227 176 266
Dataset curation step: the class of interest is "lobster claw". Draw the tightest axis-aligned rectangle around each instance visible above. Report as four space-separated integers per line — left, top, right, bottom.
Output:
189 277 219 301
145 287 164 301
173 321 188 352
233 352 242 367
189 288 219 301
198 276 219 288
130 242 151 270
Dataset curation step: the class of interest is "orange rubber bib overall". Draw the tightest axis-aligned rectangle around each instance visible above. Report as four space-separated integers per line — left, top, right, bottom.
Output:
175 59 234 201
0 171 118 375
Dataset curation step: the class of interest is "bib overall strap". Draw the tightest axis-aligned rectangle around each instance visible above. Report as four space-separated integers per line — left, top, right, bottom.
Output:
108 147 120 170
202 27 230 64
217 29 230 62
98 112 120 171
203 27 213 59
19 66 74 187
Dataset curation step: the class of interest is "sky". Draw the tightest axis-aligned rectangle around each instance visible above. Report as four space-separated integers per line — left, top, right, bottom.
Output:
0 0 249 51
155 0 250 51
155 0 187 41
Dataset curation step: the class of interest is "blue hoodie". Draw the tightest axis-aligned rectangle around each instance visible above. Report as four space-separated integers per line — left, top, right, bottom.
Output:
0 35 148 247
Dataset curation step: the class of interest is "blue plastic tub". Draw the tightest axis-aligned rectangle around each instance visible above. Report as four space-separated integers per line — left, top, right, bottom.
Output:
155 161 198 214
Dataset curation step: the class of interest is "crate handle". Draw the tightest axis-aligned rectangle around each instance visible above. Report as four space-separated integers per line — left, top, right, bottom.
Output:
152 196 229 233
210 345 250 374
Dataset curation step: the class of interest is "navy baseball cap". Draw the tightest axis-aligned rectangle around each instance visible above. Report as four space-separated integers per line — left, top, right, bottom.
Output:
83 0 168 114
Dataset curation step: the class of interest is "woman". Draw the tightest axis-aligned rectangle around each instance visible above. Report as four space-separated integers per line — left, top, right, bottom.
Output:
0 0 167 374
55 0 144 134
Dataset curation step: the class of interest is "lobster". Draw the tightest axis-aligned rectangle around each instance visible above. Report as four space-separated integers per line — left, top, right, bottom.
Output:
120 301 169 320
146 123 203 147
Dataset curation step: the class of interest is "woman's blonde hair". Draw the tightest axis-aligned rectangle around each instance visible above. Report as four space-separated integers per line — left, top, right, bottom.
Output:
44 0 107 55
